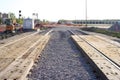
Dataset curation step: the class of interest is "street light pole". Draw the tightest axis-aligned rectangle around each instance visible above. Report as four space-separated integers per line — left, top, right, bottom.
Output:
85 0 87 27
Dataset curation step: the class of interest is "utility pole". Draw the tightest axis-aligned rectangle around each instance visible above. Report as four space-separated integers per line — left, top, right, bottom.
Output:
85 0 87 27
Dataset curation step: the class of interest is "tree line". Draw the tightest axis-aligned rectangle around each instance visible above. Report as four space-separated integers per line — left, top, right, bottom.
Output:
0 12 23 25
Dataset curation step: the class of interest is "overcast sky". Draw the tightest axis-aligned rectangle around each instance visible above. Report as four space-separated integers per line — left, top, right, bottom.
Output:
0 0 120 21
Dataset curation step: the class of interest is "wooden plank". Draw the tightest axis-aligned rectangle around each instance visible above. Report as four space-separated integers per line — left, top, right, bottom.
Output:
76 42 103 60
71 35 120 80
0 59 33 80
0 59 24 79
71 35 83 42
0 58 15 72
28 35 50 61
79 35 120 66
94 35 120 47
0 35 41 59
93 60 120 80
0 31 39 49
0 30 52 80
9 59 33 80
0 35 50 80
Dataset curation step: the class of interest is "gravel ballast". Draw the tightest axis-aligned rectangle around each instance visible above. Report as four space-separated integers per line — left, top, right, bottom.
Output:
29 27 99 80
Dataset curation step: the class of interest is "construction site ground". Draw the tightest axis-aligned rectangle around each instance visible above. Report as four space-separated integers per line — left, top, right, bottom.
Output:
0 27 119 80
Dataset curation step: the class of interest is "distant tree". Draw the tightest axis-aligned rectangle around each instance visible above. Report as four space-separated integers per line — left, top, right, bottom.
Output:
57 20 61 24
57 19 66 24
9 12 16 20
16 18 23 24
34 19 41 24
45 20 49 24
42 19 49 24
43 19 46 23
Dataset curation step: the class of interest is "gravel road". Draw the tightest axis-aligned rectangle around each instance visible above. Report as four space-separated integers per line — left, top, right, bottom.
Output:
29 27 100 80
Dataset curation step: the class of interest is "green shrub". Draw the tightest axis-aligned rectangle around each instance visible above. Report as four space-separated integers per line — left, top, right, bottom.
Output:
81 27 120 38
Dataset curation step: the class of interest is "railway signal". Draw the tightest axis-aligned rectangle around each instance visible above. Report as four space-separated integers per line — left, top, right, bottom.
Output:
19 10 23 32
19 10 21 19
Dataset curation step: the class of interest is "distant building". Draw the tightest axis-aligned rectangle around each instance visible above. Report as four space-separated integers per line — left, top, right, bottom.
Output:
1 13 9 24
2 13 8 19
72 19 120 24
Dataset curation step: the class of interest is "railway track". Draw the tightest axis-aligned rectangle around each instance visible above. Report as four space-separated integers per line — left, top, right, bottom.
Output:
0 32 36 47
28 29 99 80
76 29 120 47
69 30 120 80
0 30 23 40
0 30 52 80
0 31 39 49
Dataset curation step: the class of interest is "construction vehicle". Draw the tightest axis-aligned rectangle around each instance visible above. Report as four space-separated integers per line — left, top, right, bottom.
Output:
0 19 24 39
4 19 16 33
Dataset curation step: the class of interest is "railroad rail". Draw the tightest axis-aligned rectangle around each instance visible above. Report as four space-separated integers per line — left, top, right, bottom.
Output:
0 31 39 49
69 30 120 80
76 29 120 47
0 30 52 80
73 30 120 67
0 32 36 47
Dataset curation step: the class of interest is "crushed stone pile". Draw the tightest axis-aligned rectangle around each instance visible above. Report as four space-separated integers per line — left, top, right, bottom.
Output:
109 22 120 31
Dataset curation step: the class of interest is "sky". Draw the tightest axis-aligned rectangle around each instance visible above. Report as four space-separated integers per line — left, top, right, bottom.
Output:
0 0 120 21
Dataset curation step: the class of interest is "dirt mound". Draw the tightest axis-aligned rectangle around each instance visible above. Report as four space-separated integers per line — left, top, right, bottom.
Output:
109 22 120 31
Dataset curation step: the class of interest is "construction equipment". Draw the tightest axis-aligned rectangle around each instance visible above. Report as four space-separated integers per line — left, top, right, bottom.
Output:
4 19 16 33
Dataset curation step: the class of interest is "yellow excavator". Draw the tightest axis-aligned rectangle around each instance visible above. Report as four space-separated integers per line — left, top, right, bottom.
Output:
4 19 16 33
